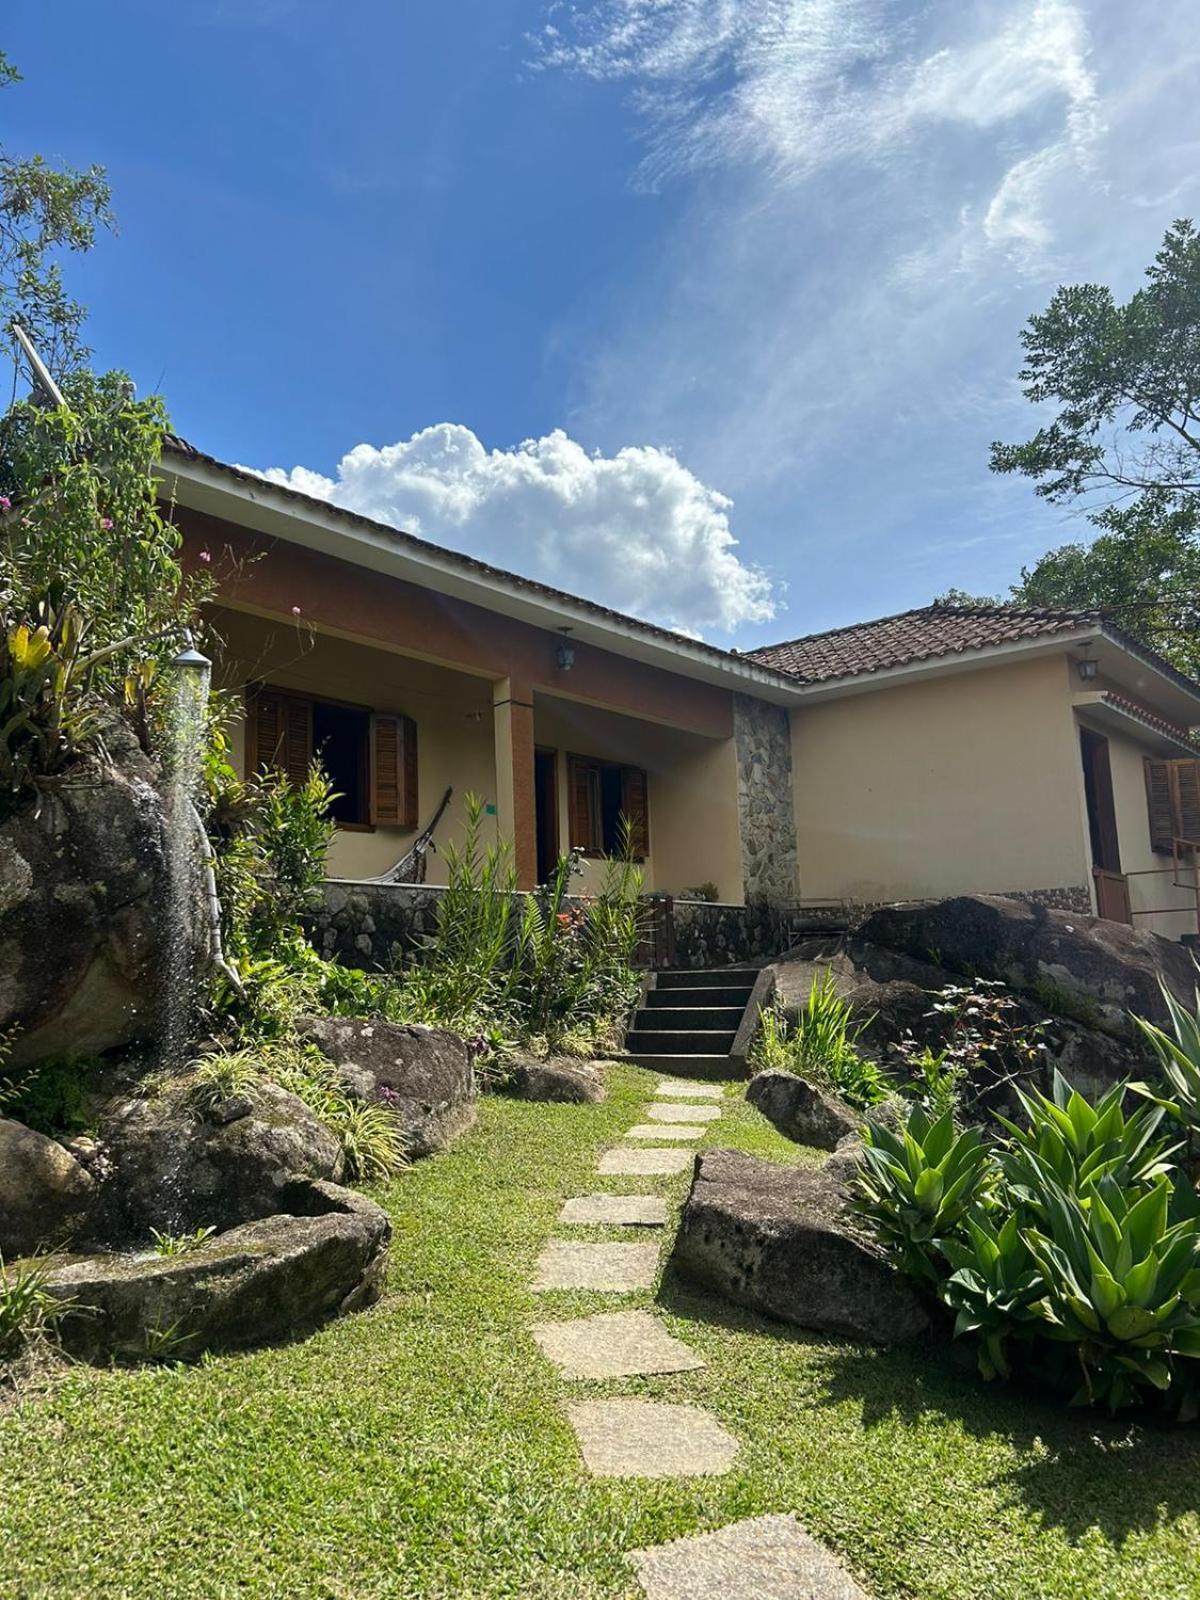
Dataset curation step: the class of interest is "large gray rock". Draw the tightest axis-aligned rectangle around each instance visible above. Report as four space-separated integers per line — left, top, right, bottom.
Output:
502 1055 606 1104
860 895 1195 1042
99 1082 344 1237
0 1118 95 1256
42 1178 390 1363
297 1016 475 1156
746 1070 859 1150
0 729 194 1067
670 1149 929 1344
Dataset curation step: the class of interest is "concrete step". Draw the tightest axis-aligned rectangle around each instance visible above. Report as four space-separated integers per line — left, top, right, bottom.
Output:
656 968 759 990
643 986 754 1011
618 1053 746 1082
633 1006 746 1030
625 1030 738 1055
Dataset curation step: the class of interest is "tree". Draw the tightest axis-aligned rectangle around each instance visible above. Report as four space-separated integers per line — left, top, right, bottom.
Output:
0 49 113 374
992 219 1200 673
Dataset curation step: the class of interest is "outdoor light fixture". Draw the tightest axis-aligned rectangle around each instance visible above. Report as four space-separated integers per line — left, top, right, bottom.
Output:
556 628 576 672
1076 654 1099 682
172 630 212 674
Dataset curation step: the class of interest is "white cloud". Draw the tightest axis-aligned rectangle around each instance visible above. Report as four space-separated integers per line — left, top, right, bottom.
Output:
253 424 776 636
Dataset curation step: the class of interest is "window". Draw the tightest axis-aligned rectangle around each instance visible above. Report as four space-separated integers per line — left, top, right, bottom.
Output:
1145 758 1200 854
247 685 418 829
567 754 649 860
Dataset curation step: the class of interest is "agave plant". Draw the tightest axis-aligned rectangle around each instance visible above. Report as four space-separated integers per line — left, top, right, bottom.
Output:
1134 983 1200 1170
939 1211 1044 1380
855 1105 994 1283
1020 1170 1200 1411
998 1071 1175 1210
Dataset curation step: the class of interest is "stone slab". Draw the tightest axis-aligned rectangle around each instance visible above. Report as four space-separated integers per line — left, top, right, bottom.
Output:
657 1082 723 1100
598 1147 694 1176
559 1194 669 1227
647 1102 722 1123
630 1513 867 1599
627 1124 706 1141
567 1399 738 1479
532 1311 704 1379
532 1239 659 1292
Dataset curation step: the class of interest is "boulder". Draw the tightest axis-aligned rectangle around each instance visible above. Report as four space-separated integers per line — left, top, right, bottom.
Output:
860 896 1195 1042
41 1178 390 1363
99 1082 344 1237
501 1055 606 1104
296 1016 475 1157
0 730 195 1067
670 1149 929 1344
745 1070 859 1150
0 1118 96 1256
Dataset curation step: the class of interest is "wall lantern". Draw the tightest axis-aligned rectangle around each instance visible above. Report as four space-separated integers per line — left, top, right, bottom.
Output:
1076 654 1099 683
556 628 576 672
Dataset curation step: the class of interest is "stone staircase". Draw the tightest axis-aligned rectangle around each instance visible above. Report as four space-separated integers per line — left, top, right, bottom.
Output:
621 968 759 1080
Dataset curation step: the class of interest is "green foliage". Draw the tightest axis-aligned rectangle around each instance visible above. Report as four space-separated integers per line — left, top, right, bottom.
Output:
1133 981 1200 1148
992 218 1200 675
0 1255 67 1360
856 1107 994 1284
149 1226 216 1258
259 1041 409 1181
187 1051 263 1116
0 53 113 374
751 971 888 1109
901 1046 966 1121
857 1071 1200 1413
1 1053 96 1136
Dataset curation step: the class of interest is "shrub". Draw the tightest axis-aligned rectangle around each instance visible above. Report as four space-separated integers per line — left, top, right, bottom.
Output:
0 1256 67 1361
855 1071 1200 1414
751 971 888 1109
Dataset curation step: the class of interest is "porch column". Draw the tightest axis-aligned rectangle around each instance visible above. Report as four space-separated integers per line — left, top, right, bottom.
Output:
493 677 538 890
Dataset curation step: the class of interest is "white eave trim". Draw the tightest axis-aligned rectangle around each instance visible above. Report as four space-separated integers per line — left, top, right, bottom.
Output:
161 452 802 704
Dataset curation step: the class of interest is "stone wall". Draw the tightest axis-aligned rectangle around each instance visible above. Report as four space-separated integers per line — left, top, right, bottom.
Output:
733 694 799 907
672 900 790 969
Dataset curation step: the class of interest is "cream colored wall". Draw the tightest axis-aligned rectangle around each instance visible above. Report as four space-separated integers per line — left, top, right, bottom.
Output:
212 608 500 881
790 654 1094 905
1090 719 1198 938
533 693 744 903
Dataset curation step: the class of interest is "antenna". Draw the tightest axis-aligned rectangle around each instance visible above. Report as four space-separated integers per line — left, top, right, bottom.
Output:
10 321 66 409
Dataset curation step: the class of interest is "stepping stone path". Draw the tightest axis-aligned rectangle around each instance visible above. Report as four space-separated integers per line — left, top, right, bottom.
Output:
626 1123 706 1141
559 1194 668 1226
533 1311 704 1379
647 1101 722 1123
567 1399 738 1478
598 1146 693 1175
631 1514 868 1599
533 1240 659 1291
526 1063 859 1595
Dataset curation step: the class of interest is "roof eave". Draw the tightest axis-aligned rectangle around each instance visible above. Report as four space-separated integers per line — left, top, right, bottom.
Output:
159 447 804 705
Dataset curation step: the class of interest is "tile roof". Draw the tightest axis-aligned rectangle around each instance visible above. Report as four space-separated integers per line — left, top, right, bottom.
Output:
746 604 1105 683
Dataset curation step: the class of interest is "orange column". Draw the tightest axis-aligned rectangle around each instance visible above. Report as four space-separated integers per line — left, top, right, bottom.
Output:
493 678 538 890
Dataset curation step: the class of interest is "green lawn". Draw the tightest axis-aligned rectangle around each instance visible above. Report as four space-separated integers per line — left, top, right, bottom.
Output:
2 1066 1198 1599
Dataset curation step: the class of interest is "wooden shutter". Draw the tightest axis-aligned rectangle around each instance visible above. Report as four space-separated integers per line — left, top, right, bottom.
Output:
1145 758 1200 853
620 765 650 860
568 755 600 853
249 687 312 785
371 713 417 828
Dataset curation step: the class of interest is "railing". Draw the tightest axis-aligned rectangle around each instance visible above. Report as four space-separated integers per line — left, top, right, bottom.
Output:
1119 837 1200 939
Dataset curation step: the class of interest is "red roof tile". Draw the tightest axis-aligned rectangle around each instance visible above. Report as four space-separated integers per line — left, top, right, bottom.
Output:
747 604 1103 683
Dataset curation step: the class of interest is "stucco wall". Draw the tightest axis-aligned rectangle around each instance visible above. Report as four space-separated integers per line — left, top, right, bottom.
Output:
790 654 1094 906
213 607 500 881
532 694 743 903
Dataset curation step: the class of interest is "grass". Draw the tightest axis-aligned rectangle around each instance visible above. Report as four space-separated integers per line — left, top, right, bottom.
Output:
0 1066 1198 1598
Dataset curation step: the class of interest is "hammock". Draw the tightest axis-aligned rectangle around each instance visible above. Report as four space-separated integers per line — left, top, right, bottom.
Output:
360 786 454 885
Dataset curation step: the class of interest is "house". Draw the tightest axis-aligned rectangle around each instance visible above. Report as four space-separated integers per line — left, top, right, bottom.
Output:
161 438 1200 957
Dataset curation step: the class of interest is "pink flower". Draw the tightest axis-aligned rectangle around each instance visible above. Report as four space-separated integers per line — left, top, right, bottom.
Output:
0 495 11 513
291 605 302 616
100 517 113 530
199 549 212 564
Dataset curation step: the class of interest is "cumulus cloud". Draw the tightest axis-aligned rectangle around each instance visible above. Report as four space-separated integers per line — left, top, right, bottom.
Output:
254 424 776 636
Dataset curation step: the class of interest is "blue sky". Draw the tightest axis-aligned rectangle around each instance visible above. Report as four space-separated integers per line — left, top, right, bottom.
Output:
6 2 1199 643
